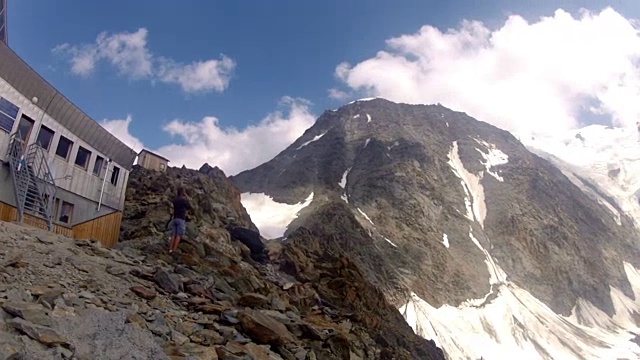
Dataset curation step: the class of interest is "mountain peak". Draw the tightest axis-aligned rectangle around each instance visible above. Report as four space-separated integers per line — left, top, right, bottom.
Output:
232 100 640 359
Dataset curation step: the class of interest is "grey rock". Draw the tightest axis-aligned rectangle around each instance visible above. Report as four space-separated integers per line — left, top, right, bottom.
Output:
154 269 182 294
8 317 68 346
53 309 169 360
2 302 52 327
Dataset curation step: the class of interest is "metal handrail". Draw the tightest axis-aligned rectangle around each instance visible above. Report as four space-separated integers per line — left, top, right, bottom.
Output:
6 132 58 230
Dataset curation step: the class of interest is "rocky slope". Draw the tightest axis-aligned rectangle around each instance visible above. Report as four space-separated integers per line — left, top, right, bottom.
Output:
231 98 640 359
0 165 444 360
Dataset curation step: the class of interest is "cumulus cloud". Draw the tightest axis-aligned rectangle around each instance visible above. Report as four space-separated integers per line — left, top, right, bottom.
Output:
100 116 144 153
101 97 316 175
156 96 316 175
157 56 236 93
333 7 640 135
53 28 235 93
328 88 350 101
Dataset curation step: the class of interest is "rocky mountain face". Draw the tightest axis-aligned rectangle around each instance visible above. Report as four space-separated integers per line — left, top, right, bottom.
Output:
0 165 443 360
231 98 640 359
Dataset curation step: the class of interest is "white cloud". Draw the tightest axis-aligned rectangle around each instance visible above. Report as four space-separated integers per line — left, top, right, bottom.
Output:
157 56 236 93
158 96 315 175
53 28 235 93
100 115 144 153
108 97 315 175
333 7 640 136
328 88 350 100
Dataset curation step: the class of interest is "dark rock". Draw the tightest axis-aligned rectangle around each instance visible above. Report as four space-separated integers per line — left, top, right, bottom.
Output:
227 226 268 263
154 269 182 294
238 293 270 308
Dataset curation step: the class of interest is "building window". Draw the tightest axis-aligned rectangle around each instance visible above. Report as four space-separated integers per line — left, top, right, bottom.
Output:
58 201 73 224
110 166 120 186
16 115 34 142
35 125 55 151
93 155 105 177
0 97 18 133
74 146 91 169
55 136 73 160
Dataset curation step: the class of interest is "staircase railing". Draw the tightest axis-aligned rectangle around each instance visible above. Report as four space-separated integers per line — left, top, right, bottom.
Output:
5 132 57 230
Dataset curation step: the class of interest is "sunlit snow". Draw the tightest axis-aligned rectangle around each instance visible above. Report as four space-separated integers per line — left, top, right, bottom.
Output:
347 97 377 105
401 284 640 360
384 237 398 247
448 141 487 227
366 113 372 123
296 132 327 150
406 141 640 359
353 114 360 119
357 208 375 225
474 138 509 182
240 192 314 239
442 233 450 248
339 168 351 189
523 125 640 228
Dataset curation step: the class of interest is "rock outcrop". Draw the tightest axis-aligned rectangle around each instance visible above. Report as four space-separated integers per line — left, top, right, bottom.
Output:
0 164 444 359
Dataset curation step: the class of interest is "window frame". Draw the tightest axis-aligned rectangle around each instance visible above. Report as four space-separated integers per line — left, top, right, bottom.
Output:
35 125 55 151
57 200 74 224
74 146 92 170
55 136 74 161
93 155 105 177
110 165 120 186
0 97 18 133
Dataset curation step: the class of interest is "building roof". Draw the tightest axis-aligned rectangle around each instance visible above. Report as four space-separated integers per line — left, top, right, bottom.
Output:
0 42 137 170
139 148 170 162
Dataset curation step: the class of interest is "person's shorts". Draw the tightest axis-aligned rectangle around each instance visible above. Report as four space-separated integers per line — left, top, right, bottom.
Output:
170 218 186 237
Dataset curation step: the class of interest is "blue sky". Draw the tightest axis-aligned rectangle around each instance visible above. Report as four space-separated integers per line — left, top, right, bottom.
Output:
6 0 640 174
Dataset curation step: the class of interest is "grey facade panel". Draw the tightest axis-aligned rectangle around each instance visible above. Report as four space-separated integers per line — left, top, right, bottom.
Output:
0 42 137 169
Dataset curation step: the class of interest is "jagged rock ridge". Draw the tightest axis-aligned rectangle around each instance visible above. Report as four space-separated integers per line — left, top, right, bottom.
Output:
0 164 444 360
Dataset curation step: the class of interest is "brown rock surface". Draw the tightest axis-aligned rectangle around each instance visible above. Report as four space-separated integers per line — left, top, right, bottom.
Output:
0 165 444 359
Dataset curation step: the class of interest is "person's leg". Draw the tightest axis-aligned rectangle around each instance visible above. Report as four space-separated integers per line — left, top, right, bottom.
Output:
169 219 178 252
173 219 186 251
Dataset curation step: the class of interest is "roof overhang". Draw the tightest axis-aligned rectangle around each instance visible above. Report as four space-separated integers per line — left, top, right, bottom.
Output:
0 42 137 170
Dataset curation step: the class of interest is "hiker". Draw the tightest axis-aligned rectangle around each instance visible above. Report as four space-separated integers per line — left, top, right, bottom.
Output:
169 187 192 253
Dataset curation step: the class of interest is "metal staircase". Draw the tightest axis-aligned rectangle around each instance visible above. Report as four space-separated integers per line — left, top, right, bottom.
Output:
6 132 57 230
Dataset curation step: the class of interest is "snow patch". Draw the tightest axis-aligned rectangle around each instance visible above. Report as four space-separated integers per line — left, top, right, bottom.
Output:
442 233 450 248
474 139 509 182
339 167 351 203
364 138 370 148
353 114 360 119
384 237 398 247
240 192 314 239
347 97 377 105
400 281 640 360
296 132 327 150
366 113 372 123
387 141 399 151
447 141 487 227
522 125 640 228
357 208 375 225
339 168 351 189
